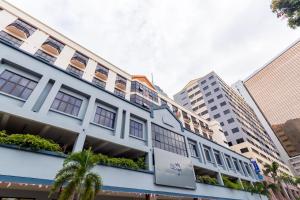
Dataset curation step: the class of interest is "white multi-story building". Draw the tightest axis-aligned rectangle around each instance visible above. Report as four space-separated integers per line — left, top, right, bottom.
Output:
174 72 293 177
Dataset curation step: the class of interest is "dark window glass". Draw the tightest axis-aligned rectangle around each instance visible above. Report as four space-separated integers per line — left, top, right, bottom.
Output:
227 118 234 123
34 49 56 64
223 109 230 114
51 91 82 116
236 138 244 144
130 119 143 139
214 87 219 92
188 140 199 157
211 106 217 111
214 114 220 119
66 65 83 78
130 94 155 109
208 98 214 103
225 156 233 169
203 146 212 162
0 31 23 47
72 51 89 66
93 106 116 129
201 80 206 85
220 122 224 126
152 123 187 157
0 70 37 100
9 19 36 37
220 101 227 106
201 110 208 115
198 103 206 108
232 127 239 133
224 131 228 136
233 159 240 171
42 37 64 53
114 88 125 98
240 148 249 153
211 81 216 86
92 77 106 89
217 94 223 99
208 75 214 80
115 74 127 87
203 86 209 90
95 64 109 76
205 92 211 97
228 141 232 146
214 150 222 165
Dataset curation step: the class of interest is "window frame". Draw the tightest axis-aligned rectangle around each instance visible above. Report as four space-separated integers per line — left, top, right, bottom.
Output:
129 118 144 140
93 105 116 129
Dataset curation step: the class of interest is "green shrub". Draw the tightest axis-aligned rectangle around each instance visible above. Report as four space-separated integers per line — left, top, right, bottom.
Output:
197 175 218 185
222 175 243 190
0 131 62 152
97 153 145 170
136 157 147 170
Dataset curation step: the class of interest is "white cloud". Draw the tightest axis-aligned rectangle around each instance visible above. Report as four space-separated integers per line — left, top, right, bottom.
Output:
7 0 300 96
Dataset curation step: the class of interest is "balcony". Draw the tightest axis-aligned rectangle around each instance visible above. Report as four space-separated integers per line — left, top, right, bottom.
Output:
95 68 108 81
193 121 200 128
115 79 126 91
41 40 62 56
183 116 191 124
6 22 30 39
70 52 88 70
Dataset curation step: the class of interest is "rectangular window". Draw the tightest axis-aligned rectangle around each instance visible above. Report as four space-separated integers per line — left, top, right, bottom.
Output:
208 75 214 80
92 77 106 89
232 127 239 133
236 138 244 144
214 87 219 92
203 86 209 90
211 81 216 86
0 31 23 47
188 140 199 157
203 146 212 162
213 114 220 119
220 101 227 106
201 110 208 115
211 106 217 111
152 123 187 157
233 158 240 172
130 119 143 139
114 88 125 98
93 106 116 129
224 131 228 136
227 118 235 123
66 65 83 78
205 92 211 97
217 94 223 99
214 150 223 165
201 80 206 85
225 155 233 169
0 70 37 100
223 109 230 114
51 91 82 116
95 64 109 76
208 98 214 103
34 49 56 64
240 147 249 153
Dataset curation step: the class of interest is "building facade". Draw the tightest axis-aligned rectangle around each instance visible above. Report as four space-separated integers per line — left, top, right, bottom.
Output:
174 72 292 177
0 1 272 199
233 39 300 176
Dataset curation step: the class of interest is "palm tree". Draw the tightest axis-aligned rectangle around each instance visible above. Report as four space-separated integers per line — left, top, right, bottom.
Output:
264 162 279 184
49 148 102 200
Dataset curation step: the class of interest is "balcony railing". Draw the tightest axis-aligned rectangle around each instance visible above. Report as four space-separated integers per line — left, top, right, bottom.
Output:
6 22 30 39
115 79 126 91
183 116 191 124
41 41 62 56
95 68 108 81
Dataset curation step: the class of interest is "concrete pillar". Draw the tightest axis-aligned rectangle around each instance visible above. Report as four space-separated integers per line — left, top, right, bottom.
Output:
22 76 49 110
114 108 124 138
82 59 97 82
238 178 244 189
39 81 62 114
122 110 130 140
217 172 224 186
72 129 86 152
81 96 96 128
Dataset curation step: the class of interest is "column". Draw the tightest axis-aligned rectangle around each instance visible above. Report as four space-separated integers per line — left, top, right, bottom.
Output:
72 129 86 152
217 172 224 186
38 81 62 114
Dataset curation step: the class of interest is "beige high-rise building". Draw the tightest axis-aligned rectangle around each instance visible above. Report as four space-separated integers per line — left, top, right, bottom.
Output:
243 39 300 158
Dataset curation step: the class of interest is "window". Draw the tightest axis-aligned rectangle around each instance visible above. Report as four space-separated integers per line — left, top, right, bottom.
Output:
214 150 223 165
201 110 208 115
240 147 249 153
236 138 244 144
198 103 206 108
203 86 209 90
131 81 158 102
211 106 217 111
0 31 23 47
224 131 228 136
66 65 83 78
245 163 252 176
232 127 239 133
188 140 199 157
214 87 219 92
220 101 227 106
114 88 125 98
233 158 240 172
93 106 116 129
71 51 88 67
211 81 216 86
225 155 233 169
203 146 212 162
223 109 230 114
34 49 56 64
201 80 206 85
217 94 223 99
115 75 127 88
227 118 234 123
130 119 143 139
205 92 211 97
213 114 220 119
228 141 232 146
220 122 224 126
51 91 82 116
95 64 109 76
208 75 214 80
8 19 36 38
0 70 37 100
208 98 214 103
152 123 187 156
92 77 106 89
160 98 167 105
42 37 64 55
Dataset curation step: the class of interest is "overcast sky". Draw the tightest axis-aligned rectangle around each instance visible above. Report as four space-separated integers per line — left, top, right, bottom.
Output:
7 0 300 96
